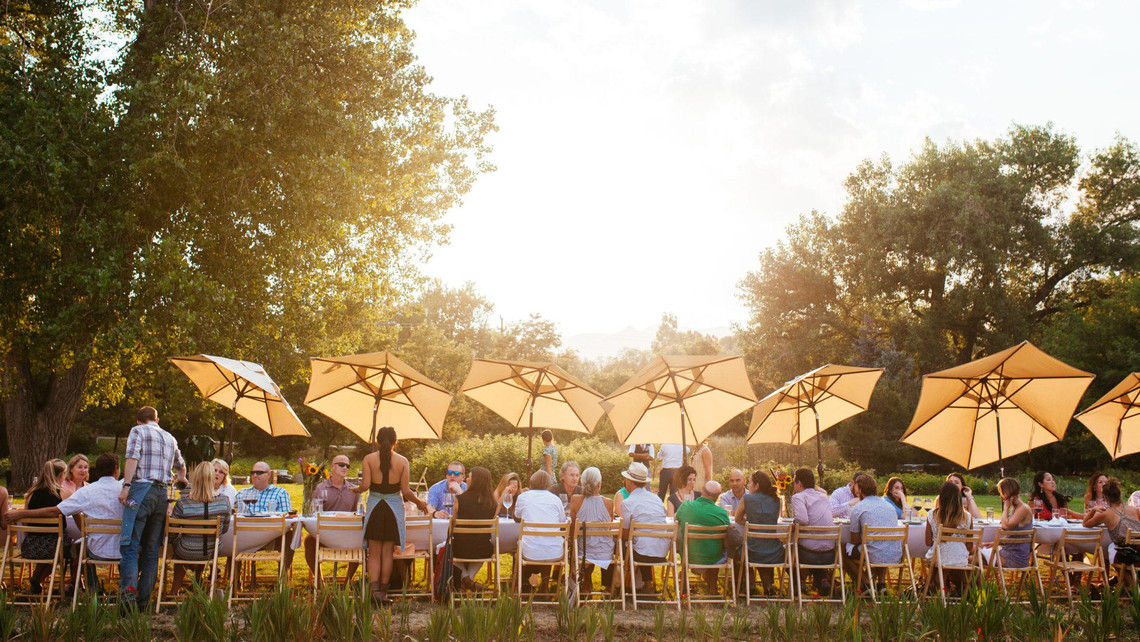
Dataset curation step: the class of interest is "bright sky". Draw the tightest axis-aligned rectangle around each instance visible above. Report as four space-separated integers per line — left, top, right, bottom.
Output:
404 0 1139 338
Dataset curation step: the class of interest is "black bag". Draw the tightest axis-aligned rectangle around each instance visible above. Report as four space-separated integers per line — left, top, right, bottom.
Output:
433 523 454 602
1114 545 1140 566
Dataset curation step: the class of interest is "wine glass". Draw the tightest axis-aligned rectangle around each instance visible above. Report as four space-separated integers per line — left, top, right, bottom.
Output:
442 491 455 516
242 497 258 515
502 493 514 516
911 497 923 518
1032 498 1043 521
924 499 934 514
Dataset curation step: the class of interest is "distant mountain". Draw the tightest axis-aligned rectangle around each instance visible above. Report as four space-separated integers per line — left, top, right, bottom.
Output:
564 325 733 360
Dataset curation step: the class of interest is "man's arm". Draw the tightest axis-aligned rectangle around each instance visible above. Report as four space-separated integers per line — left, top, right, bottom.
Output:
118 457 140 505
3 506 62 527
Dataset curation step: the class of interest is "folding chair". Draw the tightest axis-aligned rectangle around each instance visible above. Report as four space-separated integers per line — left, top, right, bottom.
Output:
856 525 917 602
920 527 983 604
574 520 624 609
228 515 289 607
393 515 432 599
1042 529 1108 604
450 517 500 603
313 513 366 594
73 516 122 607
681 524 735 607
987 528 1043 604
0 516 66 605
515 520 570 605
793 525 845 605
1111 528 1140 590
154 516 223 612
743 523 794 604
627 521 680 611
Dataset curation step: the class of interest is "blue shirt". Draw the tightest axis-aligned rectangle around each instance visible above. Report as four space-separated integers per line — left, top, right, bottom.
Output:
849 496 901 564
234 485 292 515
427 479 467 514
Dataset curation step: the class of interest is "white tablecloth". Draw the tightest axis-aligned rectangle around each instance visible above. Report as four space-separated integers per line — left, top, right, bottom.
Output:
218 515 304 556
292 516 523 555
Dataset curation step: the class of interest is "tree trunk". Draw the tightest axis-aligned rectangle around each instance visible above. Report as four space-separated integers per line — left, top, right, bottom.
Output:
1 355 90 493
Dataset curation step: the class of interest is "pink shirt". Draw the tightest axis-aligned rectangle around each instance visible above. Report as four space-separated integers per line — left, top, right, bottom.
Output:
791 488 832 552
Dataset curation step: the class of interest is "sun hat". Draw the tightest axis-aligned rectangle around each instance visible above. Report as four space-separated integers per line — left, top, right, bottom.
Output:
620 462 650 484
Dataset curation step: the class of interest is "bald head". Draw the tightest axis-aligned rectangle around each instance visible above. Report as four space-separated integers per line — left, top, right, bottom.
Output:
702 481 722 499
251 461 271 490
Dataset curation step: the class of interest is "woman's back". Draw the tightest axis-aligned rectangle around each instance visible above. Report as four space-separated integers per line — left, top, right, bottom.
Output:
576 495 614 563
172 496 232 559
453 494 496 559
744 492 784 562
366 451 404 493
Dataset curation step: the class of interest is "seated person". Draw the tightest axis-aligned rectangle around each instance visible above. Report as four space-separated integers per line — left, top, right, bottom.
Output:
60 454 89 499
549 461 581 499
427 461 466 518
170 462 232 590
1083 478 1140 580
514 469 567 592
842 474 900 587
925 481 975 592
718 469 747 515
676 481 730 593
304 454 362 580
791 468 835 596
569 467 615 594
735 470 783 593
619 462 670 590
883 477 909 519
980 477 1033 568
493 472 521 518
947 473 984 519
7 454 124 595
666 465 697 518
450 467 498 591
233 462 295 566
18 459 72 594
212 459 238 504
829 471 861 519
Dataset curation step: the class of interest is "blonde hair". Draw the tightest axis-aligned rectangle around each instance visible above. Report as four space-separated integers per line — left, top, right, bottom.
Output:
28 459 67 498
494 472 520 499
188 462 218 502
66 454 89 484
211 458 231 486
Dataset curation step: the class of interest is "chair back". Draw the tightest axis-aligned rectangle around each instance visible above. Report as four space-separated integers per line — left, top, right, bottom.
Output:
863 525 908 564
453 517 499 537
1055 528 1103 561
166 516 223 538
577 520 621 540
316 513 364 532
520 521 570 540
1124 529 1140 547
629 521 677 543
11 516 64 537
744 522 791 564
992 527 1036 568
233 515 287 534
79 516 123 537
682 524 728 560
794 525 841 546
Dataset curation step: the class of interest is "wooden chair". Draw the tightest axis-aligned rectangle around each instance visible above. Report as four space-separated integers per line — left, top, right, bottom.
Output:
793 525 845 605
627 521 680 611
0 516 66 605
743 523 794 604
227 516 289 607
856 525 917 602
154 516 223 612
573 520 625 609
450 517 500 603
313 514 366 594
1111 529 1140 590
73 516 122 607
515 520 570 605
986 528 1043 604
392 515 432 599
920 527 983 604
1042 529 1108 604
681 523 735 607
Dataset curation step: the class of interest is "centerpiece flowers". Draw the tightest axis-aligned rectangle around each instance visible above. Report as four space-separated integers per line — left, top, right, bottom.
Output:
770 467 795 518
299 457 330 516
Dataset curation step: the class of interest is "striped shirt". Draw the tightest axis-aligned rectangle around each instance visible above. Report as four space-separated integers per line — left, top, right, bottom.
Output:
234 485 292 515
125 422 184 484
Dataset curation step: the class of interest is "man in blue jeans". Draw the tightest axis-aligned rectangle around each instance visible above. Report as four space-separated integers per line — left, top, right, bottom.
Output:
117 406 185 609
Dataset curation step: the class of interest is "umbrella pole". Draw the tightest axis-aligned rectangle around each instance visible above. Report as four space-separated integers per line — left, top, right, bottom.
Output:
681 407 688 466
813 408 824 488
370 401 379 446
996 408 1004 478
227 401 238 463
526 404 535 473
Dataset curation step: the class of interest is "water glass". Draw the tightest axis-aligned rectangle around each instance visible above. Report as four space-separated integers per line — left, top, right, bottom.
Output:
985 507 994 521
313 498 324 514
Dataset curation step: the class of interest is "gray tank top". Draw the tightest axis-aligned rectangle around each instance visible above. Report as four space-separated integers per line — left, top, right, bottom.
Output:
576 495 615 564
1109 508 1140 546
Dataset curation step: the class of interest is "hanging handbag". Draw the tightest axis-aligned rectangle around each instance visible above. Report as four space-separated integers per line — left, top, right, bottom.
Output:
433 521 454 602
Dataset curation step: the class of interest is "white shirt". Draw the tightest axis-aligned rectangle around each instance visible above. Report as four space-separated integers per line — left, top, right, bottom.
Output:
657 444 686 469
515 490 567 562
829 484 856 518
57 476 125 560
216 483 238 504
620 486 671 558
627 444 655 459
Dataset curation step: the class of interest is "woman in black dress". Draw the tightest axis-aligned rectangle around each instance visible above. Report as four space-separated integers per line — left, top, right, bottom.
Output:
361 426 428 604
22 459 70 594
450 467 497 591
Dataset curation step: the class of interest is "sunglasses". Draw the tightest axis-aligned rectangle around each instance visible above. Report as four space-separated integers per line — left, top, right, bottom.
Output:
446 470 464 476
333 462 349 468
251 470 269 476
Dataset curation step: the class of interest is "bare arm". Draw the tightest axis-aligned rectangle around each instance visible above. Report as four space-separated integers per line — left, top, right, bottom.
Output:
399 457 428 512
3 506 62 527
118 458 139 505
361 454 372 489
734 500 746 525
543 453 553 473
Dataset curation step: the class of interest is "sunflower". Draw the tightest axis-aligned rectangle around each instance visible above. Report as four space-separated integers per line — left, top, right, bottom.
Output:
306 463 319 476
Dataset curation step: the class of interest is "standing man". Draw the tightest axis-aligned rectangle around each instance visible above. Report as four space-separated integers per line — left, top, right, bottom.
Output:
304 455 362 578
118 406 185 610
656 443 686 501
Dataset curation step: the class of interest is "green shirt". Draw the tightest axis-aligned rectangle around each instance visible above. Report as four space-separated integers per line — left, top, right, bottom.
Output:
676 496 730 565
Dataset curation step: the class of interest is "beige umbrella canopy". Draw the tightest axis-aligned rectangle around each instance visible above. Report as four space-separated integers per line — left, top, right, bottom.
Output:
1075 373 1140 460
459 359 604 471
304 352 453 444
601 355 757 462
747 364 884 484
900 341 1095 476
169 354 310 461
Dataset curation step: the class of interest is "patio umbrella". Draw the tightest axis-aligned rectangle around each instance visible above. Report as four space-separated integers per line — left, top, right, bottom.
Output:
459 359 604 472
900 341 1094 476
1075 373 1140 460
169 354 310 461
747 364 884 485
304 351 452 444
601 355 757 464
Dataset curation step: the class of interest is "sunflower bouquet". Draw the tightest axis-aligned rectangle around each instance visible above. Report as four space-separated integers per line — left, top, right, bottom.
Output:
299 457 330 515
770 467 795 518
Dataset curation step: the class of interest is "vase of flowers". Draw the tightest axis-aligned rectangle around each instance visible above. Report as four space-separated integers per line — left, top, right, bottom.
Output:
771 467 794 518
299 457 329 516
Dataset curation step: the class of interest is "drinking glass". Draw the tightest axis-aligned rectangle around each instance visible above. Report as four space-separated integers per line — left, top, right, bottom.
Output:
559 493 570 514
442 492 455 517
1032 498 1043 521
924 499 934 513
313 498 324 515
502 493 514 514
1058 507 1069 520
985 507 994 521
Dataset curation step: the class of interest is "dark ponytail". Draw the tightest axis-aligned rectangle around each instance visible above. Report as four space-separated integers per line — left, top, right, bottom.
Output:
376 426 396 479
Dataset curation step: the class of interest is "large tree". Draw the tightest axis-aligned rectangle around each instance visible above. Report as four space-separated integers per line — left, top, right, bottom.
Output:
738 125 1140 472
0 0 495 489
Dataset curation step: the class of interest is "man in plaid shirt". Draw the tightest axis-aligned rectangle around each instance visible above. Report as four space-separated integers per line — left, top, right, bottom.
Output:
117 406 185 609
234 461 296 567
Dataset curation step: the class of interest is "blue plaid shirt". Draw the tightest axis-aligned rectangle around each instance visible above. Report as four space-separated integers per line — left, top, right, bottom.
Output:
125 422 184 484
234 485 292 515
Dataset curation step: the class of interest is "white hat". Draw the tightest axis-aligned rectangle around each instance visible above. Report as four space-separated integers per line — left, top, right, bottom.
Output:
621 462 650 484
